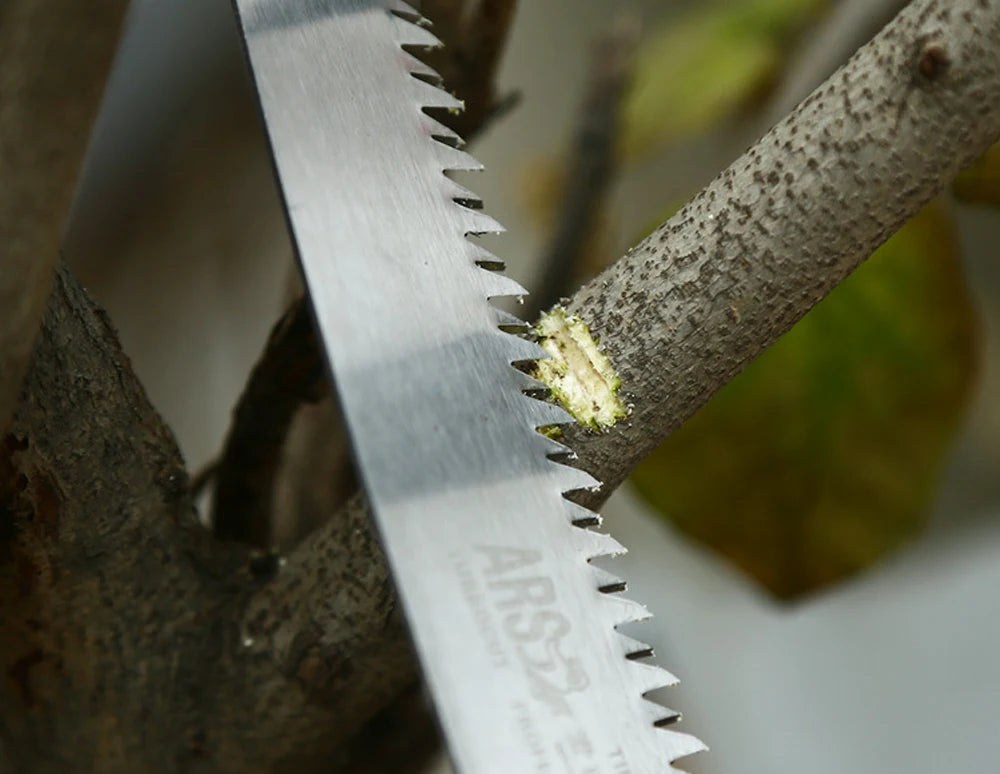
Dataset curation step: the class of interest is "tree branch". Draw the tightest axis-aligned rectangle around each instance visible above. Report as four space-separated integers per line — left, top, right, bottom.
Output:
1 269 417 772
562 0 1000 508
0 0 130 432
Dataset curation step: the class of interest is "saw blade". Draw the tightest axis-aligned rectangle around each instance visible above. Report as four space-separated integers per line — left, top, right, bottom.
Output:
232 1 704 770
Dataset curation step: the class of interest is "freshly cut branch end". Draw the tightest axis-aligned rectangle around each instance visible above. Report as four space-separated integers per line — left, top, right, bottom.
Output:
533 306 628 430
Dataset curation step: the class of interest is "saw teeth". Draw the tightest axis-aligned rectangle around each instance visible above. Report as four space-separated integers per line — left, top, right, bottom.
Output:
652 708 683 728
549 463 601 492
493 335 547 364
389 0 422 20
410 78 464 111
510 368 551 394
402 51 443 85
547 461 600 493
626 661 681 700
656 729 710 764
569 511 601 529
599 592 651 626
475 256 505 271
572 528 626 560
432 142 484 172
521 398 574 429
505 368 554 395
643 695 682 727
565 501 605 528
590 564 626 593
391 13 706 768
461 240 502 268
563 501 602 528
491 307 528 330
618 632 655 660
477 270 527 300
455 208 504 236
418 113 464 147
443 178 483 209
533 431 575 458
392 13 442 48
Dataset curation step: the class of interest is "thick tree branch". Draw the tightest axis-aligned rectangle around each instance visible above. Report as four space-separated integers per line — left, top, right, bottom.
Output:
1 269 418 772
0 0 130 431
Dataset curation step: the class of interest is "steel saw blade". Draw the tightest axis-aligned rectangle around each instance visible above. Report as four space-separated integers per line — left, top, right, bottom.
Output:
232 1 704 770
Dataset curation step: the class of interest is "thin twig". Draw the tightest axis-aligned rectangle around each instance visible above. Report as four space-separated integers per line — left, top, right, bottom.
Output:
422 0 520 141
211 297 328 546
525 19 638 320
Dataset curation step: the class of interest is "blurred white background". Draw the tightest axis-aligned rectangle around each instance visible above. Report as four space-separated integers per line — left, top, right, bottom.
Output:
64 1 1000 771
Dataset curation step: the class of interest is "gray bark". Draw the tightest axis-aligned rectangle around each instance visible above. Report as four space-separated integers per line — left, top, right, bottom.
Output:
564 0 1000 507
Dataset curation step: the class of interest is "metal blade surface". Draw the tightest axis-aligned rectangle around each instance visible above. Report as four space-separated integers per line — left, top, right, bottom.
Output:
232 1 703 771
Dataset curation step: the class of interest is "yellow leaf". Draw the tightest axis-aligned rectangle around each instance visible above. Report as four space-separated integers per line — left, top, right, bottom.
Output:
621 0 827 161
629 203 978 599
952 141 1000 207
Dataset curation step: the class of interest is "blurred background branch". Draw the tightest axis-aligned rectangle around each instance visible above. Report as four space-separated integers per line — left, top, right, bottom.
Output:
525 18 638 319
0 0 130 431
420 0 521 141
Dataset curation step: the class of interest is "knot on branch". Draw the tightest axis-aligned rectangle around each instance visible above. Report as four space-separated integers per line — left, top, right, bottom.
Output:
917 41 951 80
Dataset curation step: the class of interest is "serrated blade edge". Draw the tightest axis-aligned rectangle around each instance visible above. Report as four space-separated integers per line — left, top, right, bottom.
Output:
232 2 702 771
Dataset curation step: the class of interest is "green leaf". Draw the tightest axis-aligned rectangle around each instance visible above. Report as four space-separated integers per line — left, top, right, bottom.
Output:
629 204 978 599
952 141 1000 207
621 0 827 161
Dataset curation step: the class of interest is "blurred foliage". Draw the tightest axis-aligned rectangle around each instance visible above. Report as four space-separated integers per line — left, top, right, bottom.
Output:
952 141 1000 206
629 204 978 599
621 0 828 161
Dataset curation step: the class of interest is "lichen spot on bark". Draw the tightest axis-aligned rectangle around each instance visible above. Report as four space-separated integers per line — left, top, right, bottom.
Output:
533 307 627 431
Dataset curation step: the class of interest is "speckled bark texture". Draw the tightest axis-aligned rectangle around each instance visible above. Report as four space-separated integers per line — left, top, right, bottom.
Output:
562 0 1000 505
0 269 415 772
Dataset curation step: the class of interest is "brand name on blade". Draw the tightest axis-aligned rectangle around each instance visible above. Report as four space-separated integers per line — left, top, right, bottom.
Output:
453 546 631 773
473 545 589 717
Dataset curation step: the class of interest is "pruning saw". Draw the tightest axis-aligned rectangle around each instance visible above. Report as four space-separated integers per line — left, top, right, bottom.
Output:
231 1 704 770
